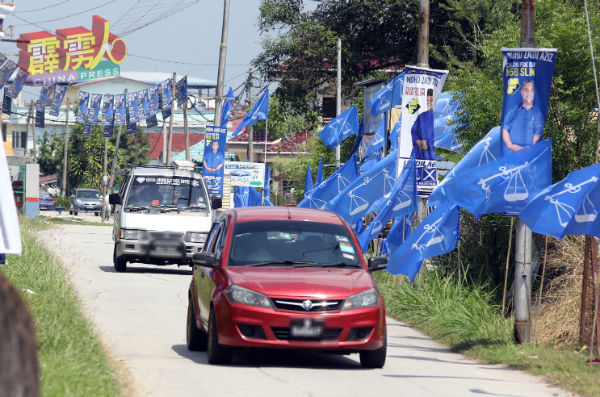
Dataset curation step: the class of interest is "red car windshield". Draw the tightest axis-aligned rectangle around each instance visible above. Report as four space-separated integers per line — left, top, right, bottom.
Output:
229 220 361 267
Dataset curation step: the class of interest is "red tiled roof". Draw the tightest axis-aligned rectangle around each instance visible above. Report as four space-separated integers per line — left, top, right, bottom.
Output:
146 133 205 159
267 132 313 153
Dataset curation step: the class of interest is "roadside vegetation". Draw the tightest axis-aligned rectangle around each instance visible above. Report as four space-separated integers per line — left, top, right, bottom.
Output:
38 214 112 227
375 232 600 397
0 217 122 396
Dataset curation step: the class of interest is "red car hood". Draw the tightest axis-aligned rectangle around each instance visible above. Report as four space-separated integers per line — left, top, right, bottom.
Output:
224 267 375 299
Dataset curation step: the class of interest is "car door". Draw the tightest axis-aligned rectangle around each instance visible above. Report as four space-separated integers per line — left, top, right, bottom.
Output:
195 218 224 326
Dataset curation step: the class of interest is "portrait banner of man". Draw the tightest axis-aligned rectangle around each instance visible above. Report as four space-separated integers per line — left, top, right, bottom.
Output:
398 65 448 196
500 48 557 157
202 125 227 198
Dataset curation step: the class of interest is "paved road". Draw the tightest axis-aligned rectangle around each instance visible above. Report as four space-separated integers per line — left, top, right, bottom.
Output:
37 224 571 397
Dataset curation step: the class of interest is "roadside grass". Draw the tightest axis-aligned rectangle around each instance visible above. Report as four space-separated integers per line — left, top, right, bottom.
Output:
38 214 112 227
375 270 600 397
1 217 122 396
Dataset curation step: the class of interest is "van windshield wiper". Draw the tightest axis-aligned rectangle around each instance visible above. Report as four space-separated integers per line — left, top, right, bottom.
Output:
246 260 319 267
125 205 151 212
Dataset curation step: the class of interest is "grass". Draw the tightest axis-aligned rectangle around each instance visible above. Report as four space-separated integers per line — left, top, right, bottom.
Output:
38 214 112 227
1 217 123 396
375 270 600 397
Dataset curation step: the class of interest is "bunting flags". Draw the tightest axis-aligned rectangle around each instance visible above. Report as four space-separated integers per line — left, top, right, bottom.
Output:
317 106 359 149
232 89 269 137
444 139 552 218
358 156 417 252
369 72 404 117
297 153 359 209
519 162 600 239
304 163 313 197
387 202 461 282
221 87 234 128
326 150 398 226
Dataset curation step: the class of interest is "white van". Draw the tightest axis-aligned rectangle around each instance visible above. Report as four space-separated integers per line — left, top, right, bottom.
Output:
109 161 221 272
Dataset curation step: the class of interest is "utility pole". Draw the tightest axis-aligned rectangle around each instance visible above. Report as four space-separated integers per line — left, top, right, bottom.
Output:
248 69 254 162
29 102 35 159
184 99 189 160
101 135 108 222
513 0 536 344
213 0 230 127
61 100 69 196
166 72 176 165
108 89 127 195
336 38 341 168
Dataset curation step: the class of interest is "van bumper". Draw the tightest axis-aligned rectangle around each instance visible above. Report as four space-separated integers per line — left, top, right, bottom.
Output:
114 238 204 266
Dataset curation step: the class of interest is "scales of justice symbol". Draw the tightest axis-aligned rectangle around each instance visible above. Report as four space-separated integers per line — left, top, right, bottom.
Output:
478 161 531 202
348 168 396 216
306 171 353 209
368 191 414 235
543 177 598 227
412 215 446 253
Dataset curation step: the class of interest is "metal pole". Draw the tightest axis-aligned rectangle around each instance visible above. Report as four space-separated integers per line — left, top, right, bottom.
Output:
335 37 341 168
101 137 108 222
161 118 167 164
166 72 176 165
184 100 189 160
29 102 35 159
61 99 69 196
264 118 268 164
108 89 127 193
213 0 230 127
248 69 254 162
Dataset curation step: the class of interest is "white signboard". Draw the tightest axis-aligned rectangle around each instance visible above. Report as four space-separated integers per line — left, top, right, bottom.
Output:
0 141 21 255
224 161 265 187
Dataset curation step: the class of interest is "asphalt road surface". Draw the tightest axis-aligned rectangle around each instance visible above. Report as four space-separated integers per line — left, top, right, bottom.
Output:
37 224 571 397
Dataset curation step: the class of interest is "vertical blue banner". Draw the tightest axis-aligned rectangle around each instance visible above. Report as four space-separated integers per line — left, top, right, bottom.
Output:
136 90 147 121
114 94 126 126
176 76 188 104
49 85 67 116
160 78 173 119
501 48 557 156
102 94 115 137
77 91 90 123
87 93 102 124
202 125 227 198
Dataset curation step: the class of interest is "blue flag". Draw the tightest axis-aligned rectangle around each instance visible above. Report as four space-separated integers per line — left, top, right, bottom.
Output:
444 139 552 218
234 186 249 208
297 153 359 209
221 87 234 128
387 202 461 282
263 196 275 206
389 118 401 151
519 162 600 239
248 186 262 206
317 106 359 149
364 117 386 157
232 89 269 137
358 156 417 252
369 72 404 117
351 121 364 154
264 165 271 200
304 163 313 197
316 157 324 186
326 150 398 226
429 126 504 207
385 216 412 255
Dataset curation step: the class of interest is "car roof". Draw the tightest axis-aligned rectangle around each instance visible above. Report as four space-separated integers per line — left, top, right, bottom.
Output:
230 207 346 225
128 166 202 179
76 188 100 192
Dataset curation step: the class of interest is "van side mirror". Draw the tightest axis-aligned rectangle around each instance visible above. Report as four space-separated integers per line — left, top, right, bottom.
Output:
211 197 222 209
367 256 388 272
192 252 219 268
109 193 122 205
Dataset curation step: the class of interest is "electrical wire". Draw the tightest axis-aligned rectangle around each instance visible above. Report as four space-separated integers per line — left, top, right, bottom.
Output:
11 1 116 26
14 1 71 14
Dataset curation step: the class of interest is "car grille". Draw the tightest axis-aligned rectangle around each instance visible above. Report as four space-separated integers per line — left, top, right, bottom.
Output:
271 327 342 341
149 231 184 241
272 299 343 312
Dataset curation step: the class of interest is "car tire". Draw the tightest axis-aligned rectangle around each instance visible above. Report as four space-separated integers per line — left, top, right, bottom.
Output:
95 212 99 216
186 297 207 351
69 210 72 215
74 211 78 216
207 307 232 365
359 329 386 368
113 248 127 272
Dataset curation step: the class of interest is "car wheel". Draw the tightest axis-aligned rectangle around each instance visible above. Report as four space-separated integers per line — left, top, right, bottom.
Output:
95 212 99 216
69 210 72 215
113 248 127 272
359 329 387 368
74 211 78 216
207 307 232 365
186 297 207 351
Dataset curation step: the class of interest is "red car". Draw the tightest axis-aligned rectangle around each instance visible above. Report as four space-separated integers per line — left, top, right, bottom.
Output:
186 206 388 368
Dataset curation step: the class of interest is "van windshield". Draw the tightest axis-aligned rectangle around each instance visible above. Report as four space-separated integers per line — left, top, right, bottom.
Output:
125 176 209 212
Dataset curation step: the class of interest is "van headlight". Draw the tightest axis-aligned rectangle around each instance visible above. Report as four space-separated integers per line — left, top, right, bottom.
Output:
225 285 272 308
341 288 379 310
119 229 147 240
186 232 208 244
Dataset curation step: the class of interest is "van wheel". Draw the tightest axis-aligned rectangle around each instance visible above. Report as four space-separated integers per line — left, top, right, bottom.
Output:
359 330 386 368
69 210 72 215
113 248 127 272
207 307 232 364
74 211 78 216
186 297 207 351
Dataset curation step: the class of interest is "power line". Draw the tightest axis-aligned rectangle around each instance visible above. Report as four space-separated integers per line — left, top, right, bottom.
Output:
14 1 71 14
11 1 116 26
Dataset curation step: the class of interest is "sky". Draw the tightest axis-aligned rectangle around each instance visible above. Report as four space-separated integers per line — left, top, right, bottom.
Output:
0 0 268 99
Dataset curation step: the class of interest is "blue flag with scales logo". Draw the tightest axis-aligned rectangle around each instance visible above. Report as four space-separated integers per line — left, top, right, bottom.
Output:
369 72 404 117
232 89 269 137
317 106 359 149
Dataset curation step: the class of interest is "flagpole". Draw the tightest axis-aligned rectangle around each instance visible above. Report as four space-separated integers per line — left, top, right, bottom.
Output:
336 37 342 168
264 118 268 164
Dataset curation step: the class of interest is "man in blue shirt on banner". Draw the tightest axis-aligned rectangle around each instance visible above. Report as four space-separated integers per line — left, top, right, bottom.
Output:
203 141 224 175
411 89 435 160
501 80 544 154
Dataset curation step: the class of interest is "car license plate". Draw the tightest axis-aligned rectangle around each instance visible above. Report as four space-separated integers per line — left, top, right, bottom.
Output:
290 318 324 338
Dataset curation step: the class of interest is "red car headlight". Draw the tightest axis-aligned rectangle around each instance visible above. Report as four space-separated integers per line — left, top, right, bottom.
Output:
225 285 272 308
341 288 379 310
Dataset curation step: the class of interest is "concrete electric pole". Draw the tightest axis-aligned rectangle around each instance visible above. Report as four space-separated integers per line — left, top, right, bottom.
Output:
213 0 230 128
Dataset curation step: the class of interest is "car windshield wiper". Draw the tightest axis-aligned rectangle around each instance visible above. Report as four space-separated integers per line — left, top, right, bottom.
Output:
246 260 319 267
317 262 362 268
176 205 208 212
125 205 151 212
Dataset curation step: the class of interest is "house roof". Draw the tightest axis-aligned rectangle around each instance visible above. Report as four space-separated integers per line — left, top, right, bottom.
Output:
146 132 205 160
71 72 216 88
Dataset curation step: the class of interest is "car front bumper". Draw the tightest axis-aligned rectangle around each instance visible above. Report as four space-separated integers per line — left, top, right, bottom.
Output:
214 297 386 352
115 238 204 265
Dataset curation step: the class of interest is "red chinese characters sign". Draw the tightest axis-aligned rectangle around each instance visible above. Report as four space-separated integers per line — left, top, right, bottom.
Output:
17 15 127 76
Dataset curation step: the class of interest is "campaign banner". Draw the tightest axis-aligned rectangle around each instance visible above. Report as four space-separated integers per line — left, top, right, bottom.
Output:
102 94 114 137
138 89 149 121
87 93 102 124
38 85 54 108
49 85 67 116
202 125 227 198
145 114 158 128
83 123 93 137
6 69 27 98
2 92 10 114
114 94 126 126
398 65 449 195
0 60 16 85
160 78 173 112
77 91 90 123
176 75 187 104
35 109 44 128
224 161 266 187
127 92 139 123
500 48 557 157
149 85 160 115
126 122 137 134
